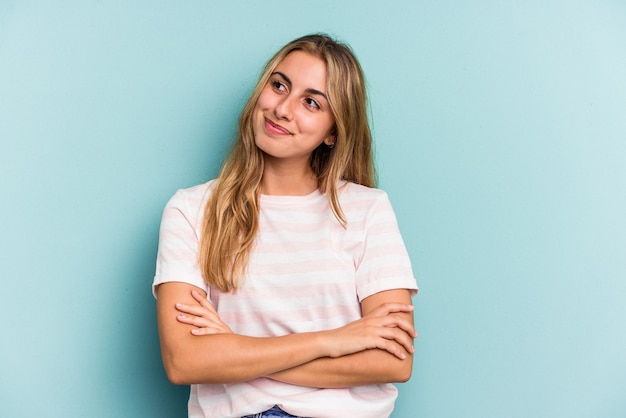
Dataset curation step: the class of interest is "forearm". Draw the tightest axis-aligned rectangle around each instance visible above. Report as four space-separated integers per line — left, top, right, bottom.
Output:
161 331 328 385
158 284 416 386
157 282 330 385
270 289 416 388
269 347 413 388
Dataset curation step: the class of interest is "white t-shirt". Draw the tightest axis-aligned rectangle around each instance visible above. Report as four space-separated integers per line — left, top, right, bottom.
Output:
153 180 418 418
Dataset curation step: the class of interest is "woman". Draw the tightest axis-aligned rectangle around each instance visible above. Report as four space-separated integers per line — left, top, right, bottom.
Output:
154 34 418 418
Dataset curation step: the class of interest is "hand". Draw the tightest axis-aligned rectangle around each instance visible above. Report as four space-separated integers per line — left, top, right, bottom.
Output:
175 290 233 335
324 303 416 360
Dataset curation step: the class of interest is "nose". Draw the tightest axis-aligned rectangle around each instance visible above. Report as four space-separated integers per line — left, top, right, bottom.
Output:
274 95 294 121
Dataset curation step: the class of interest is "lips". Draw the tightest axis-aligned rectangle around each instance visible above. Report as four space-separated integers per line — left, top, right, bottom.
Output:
264 117 292 135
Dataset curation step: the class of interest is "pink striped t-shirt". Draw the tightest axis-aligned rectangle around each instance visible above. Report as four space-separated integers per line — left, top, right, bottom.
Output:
153 180 418 418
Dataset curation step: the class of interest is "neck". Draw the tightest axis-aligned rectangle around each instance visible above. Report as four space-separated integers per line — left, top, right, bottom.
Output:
261 155 318 196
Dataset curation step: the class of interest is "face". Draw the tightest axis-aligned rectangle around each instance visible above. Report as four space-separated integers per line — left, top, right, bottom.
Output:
253 50 335 167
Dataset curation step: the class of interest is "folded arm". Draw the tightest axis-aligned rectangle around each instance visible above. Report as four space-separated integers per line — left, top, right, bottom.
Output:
156 282 415 385
268 289 416 388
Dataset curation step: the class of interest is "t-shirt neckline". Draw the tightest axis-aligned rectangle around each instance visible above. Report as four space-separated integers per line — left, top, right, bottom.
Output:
260 188 324 205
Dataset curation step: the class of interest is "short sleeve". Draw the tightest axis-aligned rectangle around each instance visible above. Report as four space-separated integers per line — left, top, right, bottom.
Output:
355 192 418 301
152 189 209 297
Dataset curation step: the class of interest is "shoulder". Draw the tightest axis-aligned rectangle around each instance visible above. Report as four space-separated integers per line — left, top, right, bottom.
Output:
173 179 217 200
158 179 218 236
337 182 397 225
338 181 391 207
166 179 217 210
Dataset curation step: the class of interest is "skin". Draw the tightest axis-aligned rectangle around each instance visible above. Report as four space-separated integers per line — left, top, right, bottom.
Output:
156 51 417 388
253 50 336 196
158 284 416 387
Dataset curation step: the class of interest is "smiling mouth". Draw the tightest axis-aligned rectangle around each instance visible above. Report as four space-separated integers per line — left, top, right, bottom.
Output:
264 118 292 135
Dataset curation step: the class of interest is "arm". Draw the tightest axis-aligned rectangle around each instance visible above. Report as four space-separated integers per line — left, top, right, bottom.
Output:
157 282 415 385
268 289 416 388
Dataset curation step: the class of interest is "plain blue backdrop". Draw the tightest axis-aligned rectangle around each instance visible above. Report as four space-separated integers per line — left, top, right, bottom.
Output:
1 1 625 417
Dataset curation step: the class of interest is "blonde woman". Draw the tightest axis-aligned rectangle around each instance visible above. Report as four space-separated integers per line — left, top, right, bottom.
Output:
154 34 418 418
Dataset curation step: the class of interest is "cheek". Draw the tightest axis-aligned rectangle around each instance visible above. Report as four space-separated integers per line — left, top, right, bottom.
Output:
301 111 332 132
253 97 265 114
319 116 336 137
301 117 330 138
255 87 275 111
253 95 270 126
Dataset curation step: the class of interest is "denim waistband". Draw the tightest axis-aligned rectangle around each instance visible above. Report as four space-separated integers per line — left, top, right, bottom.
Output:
241 405 305 418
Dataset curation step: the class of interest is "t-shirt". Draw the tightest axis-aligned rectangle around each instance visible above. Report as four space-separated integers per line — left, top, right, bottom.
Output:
153 179 418 418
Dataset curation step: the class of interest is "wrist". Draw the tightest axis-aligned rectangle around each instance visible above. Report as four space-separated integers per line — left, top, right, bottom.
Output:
314 329 339 358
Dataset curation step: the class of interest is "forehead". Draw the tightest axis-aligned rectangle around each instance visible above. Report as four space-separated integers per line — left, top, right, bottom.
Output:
274 50 328 90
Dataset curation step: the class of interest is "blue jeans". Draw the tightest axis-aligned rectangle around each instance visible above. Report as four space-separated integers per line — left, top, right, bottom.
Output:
241 405 305 418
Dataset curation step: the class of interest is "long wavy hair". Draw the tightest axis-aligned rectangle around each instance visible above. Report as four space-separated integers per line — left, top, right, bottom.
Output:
199 34 376 292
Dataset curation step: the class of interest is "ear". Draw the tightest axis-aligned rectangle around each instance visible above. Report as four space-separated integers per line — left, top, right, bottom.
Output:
324 126 337 146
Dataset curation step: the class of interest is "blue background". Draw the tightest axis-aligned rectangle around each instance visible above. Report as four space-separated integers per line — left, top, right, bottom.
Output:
1 1 625 417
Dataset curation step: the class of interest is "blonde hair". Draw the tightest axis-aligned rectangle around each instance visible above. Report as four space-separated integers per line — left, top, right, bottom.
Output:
199 34 376 292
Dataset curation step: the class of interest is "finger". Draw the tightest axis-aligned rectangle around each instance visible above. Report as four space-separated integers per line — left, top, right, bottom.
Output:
190 327 223 336
176 313 213 328
374 337 409 360
382 328 415 353
177 306 222 326
175 303 218 320
191 290 217 313
365 322 413 351
362 313 416 338
379 327 416 354
381 315 417 338
177 313 231 332
370 303 414 318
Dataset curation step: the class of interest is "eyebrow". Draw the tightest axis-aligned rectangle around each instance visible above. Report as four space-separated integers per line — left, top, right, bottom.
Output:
272 71 328 101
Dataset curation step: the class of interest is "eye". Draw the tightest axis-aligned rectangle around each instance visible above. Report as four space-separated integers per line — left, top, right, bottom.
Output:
271 80 287 92
305 97 320 110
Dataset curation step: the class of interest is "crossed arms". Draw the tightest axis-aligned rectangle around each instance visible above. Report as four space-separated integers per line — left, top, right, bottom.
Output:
156 282 416 388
